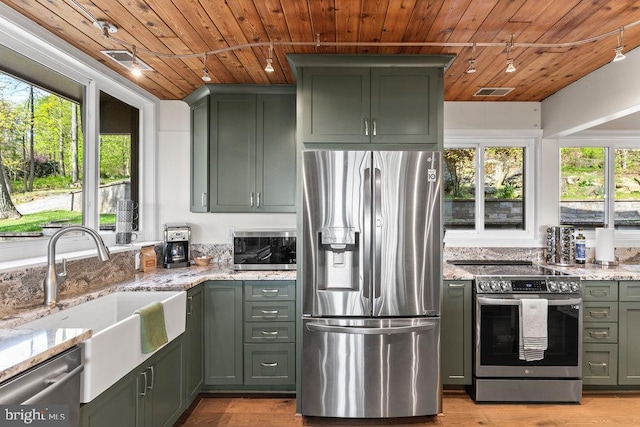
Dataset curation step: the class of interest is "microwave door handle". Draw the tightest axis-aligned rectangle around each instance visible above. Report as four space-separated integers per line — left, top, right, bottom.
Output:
477 296 582 306
362 167 371 301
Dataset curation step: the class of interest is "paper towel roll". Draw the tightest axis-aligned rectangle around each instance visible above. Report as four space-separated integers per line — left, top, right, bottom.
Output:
595 228 615 262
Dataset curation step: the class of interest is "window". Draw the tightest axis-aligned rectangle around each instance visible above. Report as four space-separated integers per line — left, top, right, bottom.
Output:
444 135 534 239
0 20 156 262
560 144 640 229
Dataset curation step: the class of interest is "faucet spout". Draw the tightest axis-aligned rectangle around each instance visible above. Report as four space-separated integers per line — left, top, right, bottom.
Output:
44 225 111 307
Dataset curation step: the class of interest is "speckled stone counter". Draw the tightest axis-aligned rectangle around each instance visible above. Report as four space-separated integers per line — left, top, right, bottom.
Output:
0 328 91 383
0 264 294 384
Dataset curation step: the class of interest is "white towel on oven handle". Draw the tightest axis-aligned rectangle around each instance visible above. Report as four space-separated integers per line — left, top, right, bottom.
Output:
519 298 548 362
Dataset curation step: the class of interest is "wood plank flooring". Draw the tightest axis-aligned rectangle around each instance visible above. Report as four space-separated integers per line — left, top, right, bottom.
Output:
177 391 640 426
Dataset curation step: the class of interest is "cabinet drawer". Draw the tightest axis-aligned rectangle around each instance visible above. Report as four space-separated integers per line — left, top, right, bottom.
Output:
582 281 618 302
583 343 618 386
244 322 295 343
243 343 295 385
620 281 640 302
244 301 295 322
583 322 618 343
244 281 296 301
583 301 618 322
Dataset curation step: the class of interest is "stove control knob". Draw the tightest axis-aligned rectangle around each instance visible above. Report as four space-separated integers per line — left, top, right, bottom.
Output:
559 281 570 292
490 281 501 292
548 282 558 292
570 282 581 293
478 281 488 292
500 281 511 292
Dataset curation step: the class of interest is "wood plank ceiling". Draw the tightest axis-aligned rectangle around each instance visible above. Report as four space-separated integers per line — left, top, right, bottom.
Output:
2 0 640 102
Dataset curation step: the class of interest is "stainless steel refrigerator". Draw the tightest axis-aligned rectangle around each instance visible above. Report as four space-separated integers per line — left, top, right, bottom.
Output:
301 150 442 418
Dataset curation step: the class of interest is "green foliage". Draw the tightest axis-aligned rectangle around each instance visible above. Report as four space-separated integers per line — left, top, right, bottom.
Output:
493 184 517 199
0 211 115 232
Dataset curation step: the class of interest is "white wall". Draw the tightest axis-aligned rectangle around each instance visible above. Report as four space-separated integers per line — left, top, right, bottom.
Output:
444 101 541 130
542 46 640 137
156 101 295 244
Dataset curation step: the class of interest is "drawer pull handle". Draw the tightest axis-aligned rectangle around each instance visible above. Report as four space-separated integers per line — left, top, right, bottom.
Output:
589 331 609 339
588 362 607 369
261 362 278 367
261 289 279 296
589 289 608 297
448 283 466 288
261 310 279 315
589 310 609 318
261 331 279 336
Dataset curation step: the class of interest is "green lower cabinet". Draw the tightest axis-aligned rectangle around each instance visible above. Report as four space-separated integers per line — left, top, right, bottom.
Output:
185 285 204 406
441 280 472 386
244 343 295 385
583 343 618 386
618 302 640 385
80 336 185 427
204 281 243 385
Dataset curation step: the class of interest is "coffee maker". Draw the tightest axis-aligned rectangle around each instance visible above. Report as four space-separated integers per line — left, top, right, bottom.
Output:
163 223 190 268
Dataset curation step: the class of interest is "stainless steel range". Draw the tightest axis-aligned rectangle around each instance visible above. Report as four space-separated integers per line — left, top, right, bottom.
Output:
453 261 583 403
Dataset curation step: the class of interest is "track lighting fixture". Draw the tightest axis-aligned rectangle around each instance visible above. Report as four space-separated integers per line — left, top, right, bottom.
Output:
264 44 275 73
130 45 142 77
201 53 212 82
505 35 516 73
466 42 477 74
613 27 626 62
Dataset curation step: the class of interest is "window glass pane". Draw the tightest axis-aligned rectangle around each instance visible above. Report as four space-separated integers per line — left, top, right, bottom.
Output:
484 147 524 230
560 147 605 227
444 148 475 229
98 91 138 240
614 148 640 229
0 72 83 239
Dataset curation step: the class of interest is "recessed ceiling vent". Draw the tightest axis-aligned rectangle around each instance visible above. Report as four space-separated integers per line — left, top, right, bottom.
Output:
473 87 514 97
101 50 152 72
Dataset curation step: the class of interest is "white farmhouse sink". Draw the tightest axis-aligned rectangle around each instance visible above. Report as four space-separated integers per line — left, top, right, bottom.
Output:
18 291 186 402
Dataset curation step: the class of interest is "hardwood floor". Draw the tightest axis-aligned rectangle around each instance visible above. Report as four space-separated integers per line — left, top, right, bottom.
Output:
178 391 640 426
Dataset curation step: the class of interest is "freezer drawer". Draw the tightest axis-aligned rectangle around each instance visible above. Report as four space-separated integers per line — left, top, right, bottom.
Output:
301 317 441 418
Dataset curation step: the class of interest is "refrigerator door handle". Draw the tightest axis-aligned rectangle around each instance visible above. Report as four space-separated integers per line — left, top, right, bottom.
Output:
373 167 382 299
305 322 437 335
363 167 372 300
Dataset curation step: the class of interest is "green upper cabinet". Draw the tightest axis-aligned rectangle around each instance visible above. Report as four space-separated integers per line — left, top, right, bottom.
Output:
189 96 209 212
184 85 296 213
290 54 451 147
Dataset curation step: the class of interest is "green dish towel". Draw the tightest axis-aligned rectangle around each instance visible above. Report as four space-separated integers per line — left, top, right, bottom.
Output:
135 302 168 354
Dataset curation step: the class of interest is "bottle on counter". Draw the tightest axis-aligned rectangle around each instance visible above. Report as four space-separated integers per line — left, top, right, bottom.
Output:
575 228 586 264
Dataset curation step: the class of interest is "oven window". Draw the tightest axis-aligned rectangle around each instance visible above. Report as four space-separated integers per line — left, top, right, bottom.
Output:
479 303 580 367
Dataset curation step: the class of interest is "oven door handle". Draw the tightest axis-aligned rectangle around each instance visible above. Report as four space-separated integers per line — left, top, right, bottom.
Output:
476 296 582 306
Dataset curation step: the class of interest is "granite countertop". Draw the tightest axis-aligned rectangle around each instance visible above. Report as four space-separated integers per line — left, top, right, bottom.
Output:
0 328 91 383
2 261 639 386
0 264 294 385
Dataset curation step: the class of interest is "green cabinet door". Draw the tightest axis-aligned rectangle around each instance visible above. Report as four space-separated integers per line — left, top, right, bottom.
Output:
256 94 296 212
80 368 142 427
441 280 472 385
144 338 185 427
209 94 257 212
185 285 204 406
618 302 640 385
371 68 441 144
204 281 243 385
190 96 209 212
301 67 370 144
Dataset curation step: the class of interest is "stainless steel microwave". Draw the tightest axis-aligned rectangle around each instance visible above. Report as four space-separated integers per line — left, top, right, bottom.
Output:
233 230 296 270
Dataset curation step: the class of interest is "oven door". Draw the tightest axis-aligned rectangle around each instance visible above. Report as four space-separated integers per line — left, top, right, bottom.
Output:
475 294 582 378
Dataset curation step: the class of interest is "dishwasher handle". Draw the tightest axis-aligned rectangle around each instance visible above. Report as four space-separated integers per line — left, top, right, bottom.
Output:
306 322 436 335
21 365 84 405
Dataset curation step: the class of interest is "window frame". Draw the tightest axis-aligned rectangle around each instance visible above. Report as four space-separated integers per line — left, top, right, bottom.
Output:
444 130 539 247
0 5 157 264
558 130 640 245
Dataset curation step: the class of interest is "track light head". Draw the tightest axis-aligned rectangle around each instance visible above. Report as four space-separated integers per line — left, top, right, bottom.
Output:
613 46 626 62
264 58 274 73
202 68 212 82
466 58 477 74
505 58 516 73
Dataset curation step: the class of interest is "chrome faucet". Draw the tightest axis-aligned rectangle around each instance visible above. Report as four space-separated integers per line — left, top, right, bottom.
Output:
43 225 111 307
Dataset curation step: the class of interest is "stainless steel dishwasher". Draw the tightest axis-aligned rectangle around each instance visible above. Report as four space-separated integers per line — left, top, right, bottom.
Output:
0 346 83 426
